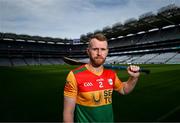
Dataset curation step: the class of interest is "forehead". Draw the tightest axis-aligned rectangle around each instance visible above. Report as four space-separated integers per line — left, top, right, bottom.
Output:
89 38 108 48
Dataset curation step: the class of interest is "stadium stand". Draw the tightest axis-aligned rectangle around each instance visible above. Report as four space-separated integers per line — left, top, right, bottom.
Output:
46 58 63 65
0 58 12 66
133 54 158 64
166 53 180 64
0 4 180 66
106 56 119 64
11 58 27 66
147 52 177 64
24 58 40 66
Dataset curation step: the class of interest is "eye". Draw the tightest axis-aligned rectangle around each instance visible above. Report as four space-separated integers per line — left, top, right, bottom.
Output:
90 48 108 51
101 48 107 51
91 48 98 51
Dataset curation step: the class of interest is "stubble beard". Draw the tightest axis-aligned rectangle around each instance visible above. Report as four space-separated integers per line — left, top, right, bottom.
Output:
90 56 106 67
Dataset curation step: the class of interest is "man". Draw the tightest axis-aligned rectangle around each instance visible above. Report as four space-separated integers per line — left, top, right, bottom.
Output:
63 33 140 122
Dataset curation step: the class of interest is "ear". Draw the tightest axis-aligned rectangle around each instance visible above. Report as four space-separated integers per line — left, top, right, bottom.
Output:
86 48 90 56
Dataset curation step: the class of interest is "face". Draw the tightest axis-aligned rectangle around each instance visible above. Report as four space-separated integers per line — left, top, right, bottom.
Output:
87 38 109 67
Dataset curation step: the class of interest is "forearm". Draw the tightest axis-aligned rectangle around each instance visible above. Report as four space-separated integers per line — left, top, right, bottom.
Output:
63 112 74 123
63 96 76 123
123 76 138 94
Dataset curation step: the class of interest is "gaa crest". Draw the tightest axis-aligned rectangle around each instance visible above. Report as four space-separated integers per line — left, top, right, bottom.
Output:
108 78 113 85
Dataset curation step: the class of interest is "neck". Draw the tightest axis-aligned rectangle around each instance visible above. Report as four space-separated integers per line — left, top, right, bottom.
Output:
87 63 103 73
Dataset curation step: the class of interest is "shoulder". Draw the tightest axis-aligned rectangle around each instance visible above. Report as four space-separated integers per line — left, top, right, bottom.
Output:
103 68 117 78
72 64 87 74
104 68 116 74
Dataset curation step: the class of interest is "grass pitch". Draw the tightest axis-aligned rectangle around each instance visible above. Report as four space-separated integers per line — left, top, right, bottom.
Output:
0 64 180 122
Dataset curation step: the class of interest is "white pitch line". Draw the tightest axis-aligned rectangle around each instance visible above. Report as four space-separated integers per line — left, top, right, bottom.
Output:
156 105 180 121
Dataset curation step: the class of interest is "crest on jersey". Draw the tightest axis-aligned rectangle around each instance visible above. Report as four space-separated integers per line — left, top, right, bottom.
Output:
108 78 113 85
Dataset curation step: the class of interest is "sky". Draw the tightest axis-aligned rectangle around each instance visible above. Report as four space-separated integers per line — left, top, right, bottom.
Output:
0 0 180 39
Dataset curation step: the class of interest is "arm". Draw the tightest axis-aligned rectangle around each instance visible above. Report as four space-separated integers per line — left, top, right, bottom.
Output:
119 65 140 95
63 71 77 123
63 96 76 123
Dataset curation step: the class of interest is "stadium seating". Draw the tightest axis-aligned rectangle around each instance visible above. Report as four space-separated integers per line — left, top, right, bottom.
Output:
49 58 65 65
0 4 179 66
0 58 12 66
106 56 119 64
104 52 179 65
132 54 158 64
146 52 177 64
166 53 180 64
24 58 40 65
11 58 27 66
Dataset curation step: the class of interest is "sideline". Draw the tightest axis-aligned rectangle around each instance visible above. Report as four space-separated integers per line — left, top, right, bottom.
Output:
156 105 180 121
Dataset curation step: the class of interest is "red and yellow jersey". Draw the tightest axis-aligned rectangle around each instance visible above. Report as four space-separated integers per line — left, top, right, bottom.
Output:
64 64 124 122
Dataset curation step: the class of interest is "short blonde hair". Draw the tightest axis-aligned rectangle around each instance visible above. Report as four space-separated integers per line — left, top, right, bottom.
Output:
88 33 107 48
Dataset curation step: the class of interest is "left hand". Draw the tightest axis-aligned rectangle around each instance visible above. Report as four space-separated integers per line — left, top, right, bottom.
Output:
127 65 140 78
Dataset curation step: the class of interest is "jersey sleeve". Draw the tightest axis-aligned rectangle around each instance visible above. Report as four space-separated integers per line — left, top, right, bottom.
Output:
113 73 124 92
64 71 77 98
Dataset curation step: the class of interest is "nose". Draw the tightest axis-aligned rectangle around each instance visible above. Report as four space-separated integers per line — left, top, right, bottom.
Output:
97 49 102 56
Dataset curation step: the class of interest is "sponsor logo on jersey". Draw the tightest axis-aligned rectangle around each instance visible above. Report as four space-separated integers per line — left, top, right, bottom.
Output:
104 89 112 103
96 78 104 82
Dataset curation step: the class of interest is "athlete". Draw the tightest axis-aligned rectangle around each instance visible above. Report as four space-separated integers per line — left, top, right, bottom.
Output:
63 33 140 122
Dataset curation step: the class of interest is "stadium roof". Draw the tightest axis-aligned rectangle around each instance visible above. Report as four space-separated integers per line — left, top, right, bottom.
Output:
80 4 180 41
1 4 180 44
